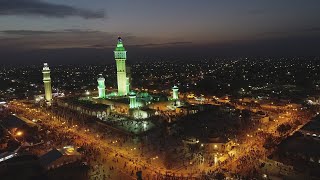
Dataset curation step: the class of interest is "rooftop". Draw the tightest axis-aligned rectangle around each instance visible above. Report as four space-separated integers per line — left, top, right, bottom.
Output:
38 148 63 167
300 115 320 135
1 115 26 129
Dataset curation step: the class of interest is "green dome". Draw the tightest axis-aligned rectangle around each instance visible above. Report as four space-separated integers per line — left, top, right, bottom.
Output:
129 91 136 96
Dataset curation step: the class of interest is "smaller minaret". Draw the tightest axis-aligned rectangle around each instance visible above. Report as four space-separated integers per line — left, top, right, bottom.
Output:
129 91 137 109
97 74 106 99
172 85 179 100
42 63 52 102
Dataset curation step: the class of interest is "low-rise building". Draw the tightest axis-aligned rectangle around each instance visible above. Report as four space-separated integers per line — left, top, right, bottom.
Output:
57 98 111 119
39 146 82 170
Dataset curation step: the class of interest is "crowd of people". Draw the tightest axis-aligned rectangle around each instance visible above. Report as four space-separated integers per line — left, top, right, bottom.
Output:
7 99 315 179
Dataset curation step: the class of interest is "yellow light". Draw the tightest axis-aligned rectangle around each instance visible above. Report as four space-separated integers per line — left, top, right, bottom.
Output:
16 131 23 136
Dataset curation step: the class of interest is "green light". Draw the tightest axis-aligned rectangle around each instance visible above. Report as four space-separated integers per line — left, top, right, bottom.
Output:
114 37 128 96
129 91 137 109
42 63 52 101
172 85 179 100
97 74 106 98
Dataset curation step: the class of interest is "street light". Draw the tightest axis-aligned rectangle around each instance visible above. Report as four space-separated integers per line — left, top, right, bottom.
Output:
16 131 23 136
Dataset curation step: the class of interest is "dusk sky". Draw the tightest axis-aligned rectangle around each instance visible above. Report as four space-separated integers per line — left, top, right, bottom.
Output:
0 0 320 64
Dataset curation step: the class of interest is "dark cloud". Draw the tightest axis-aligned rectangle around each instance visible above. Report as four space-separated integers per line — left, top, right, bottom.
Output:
0 30 60 35
0 29 117 50
302 27 320 33
0 29 189 50
0 28 319 65
0 0 105 19
1 35 320 65
257 26 320 38
92 41 193 48
132 41 192 47
257 31 287 37
0 29 99 36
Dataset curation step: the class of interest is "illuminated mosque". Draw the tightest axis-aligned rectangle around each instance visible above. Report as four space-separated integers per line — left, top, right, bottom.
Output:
41 37 182 120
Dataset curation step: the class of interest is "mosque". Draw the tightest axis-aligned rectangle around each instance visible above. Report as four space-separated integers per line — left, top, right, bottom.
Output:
41 37 182 120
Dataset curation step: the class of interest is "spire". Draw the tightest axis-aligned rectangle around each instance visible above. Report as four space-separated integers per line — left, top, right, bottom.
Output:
43 62 50 71
115 36 125 51
97 73 105 81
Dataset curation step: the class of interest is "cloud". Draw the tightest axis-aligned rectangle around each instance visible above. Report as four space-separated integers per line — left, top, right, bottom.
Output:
0 30 60 36
93 41 192 48
0 29 152 50
0 29 192 50
0 29 100 36
256 26 320 38
129 41 192 48
0 0 105 19
302 27 320 33
0 29 112 50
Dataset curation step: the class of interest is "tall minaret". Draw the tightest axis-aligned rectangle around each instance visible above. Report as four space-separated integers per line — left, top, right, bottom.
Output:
42 63 52 102
114 37 127 96
97 74 106 99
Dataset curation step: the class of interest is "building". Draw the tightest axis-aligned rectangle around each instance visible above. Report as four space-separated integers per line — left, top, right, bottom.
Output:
42 63 52 102
57 98 111 119
299 115 320 138
202 136 233 153
131 108 155 119
0 154 43 180
39 146 82 170
1 115 37 133
263 115 320 179
114 37 129 96
176 105 199 116
252 111 270 124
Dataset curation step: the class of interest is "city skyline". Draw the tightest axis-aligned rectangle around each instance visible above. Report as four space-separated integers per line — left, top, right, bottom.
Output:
1 2 320 179
0 0 320 64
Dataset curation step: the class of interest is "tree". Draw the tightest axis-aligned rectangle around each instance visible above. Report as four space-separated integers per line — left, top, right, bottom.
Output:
277 123 292 135
294 120 302 127
263 135 276 149
214 172 226 180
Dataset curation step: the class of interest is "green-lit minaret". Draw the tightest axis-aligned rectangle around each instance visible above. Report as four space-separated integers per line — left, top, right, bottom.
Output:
172 85 179 100
129 91 137 109
42 63 52 102
114 37 127 96
97 74 106 99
